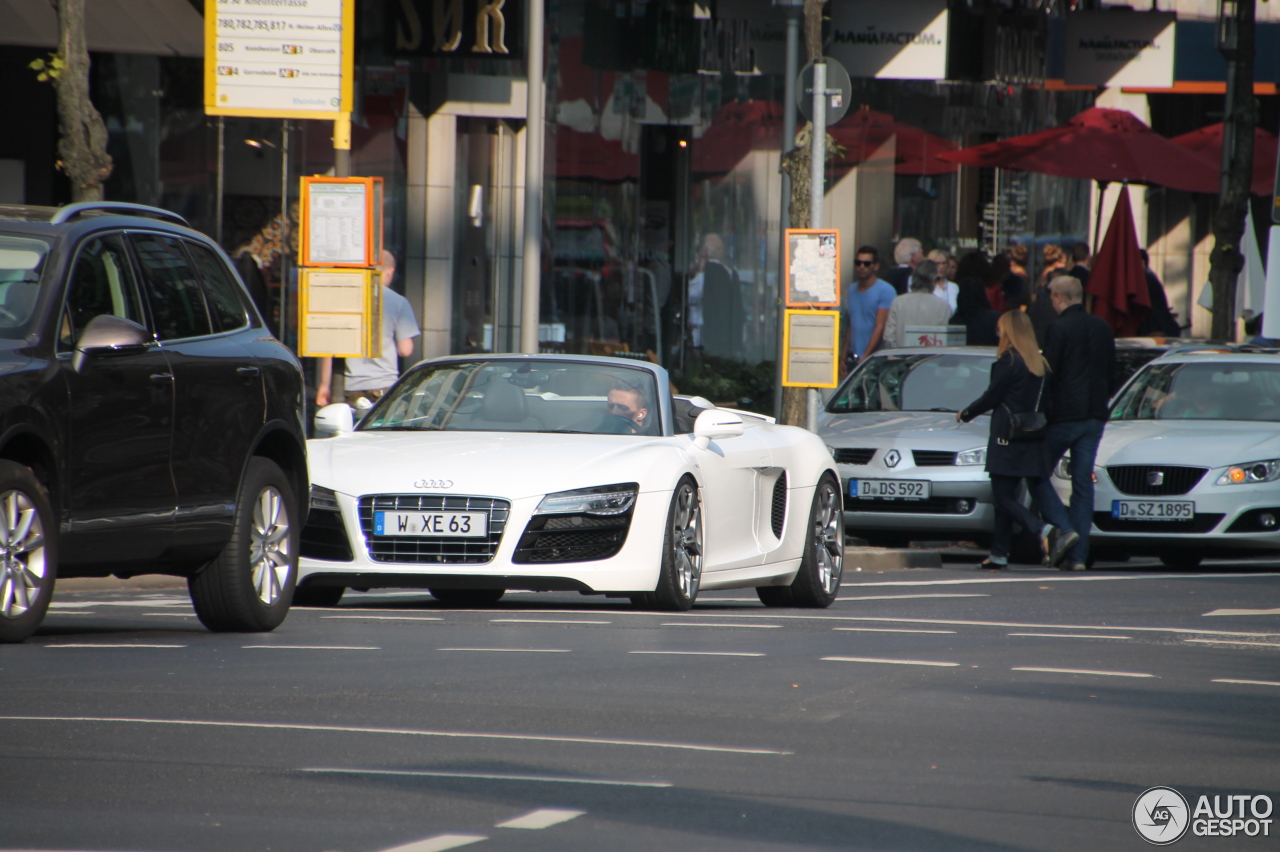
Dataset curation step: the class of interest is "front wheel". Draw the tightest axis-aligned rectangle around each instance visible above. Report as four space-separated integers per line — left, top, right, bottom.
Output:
0 462 56 643
789 475 845 607
648 476 703 611
190 458 298 632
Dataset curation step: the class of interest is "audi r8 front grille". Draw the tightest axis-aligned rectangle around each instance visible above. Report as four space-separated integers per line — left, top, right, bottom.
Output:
358 495 510 564
513 511 633 563
1093 512 1224 534
1106 465 1207 496
911 450 957 467
833 448 876 465
771 472 787 538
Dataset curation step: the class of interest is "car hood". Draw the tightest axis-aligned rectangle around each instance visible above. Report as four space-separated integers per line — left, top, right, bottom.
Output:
1098 420 1280 468
818 411 990 450
307 430 688 500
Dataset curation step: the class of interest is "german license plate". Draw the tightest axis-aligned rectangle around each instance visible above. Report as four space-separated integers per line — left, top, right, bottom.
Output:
1111 500 1195 521
374 511 488 537
850 479 930 500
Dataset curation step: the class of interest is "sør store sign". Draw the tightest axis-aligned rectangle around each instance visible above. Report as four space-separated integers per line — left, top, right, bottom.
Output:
387 0 522 58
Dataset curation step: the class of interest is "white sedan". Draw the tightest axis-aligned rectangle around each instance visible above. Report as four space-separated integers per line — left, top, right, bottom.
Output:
296 355 843 610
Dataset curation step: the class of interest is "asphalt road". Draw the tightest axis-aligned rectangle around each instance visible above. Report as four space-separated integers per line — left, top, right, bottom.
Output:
2 558 1278 852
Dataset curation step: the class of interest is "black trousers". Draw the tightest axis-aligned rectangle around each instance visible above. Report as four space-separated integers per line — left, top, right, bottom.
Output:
990 474 1073 560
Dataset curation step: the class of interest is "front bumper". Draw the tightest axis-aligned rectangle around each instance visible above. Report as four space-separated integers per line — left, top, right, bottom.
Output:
836 462 995 536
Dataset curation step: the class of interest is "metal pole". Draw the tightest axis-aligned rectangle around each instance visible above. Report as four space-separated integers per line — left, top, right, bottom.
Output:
334 113 351 177
280 120 291 349
775 5 801 419
520 0 546 354
809 60 826 230
215 116 224 246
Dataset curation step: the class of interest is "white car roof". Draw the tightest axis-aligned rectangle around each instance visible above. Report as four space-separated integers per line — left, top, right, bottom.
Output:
1151 351 1280 366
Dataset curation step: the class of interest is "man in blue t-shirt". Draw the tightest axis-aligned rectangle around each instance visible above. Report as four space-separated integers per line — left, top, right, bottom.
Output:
839 245 896 376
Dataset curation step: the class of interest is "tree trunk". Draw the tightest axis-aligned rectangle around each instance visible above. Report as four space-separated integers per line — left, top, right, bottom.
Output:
1208 0 1256 341
55 0 113 202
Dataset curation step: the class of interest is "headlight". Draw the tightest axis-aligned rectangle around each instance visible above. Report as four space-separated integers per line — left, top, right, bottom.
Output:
825 444 837 459
1217 460 1280 485
956 447 986 466
310 485 340 511
535 483 639 516
1054 454 1071 480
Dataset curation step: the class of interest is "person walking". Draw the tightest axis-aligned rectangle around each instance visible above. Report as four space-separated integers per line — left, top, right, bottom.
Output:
950 277 1001 346
926 249 959 312
1042 275 1116 571
958 310 1079 569
883 237 923 295
884 260 953 348
839 245 896 375
316 249 421 408
1066 242 1091 288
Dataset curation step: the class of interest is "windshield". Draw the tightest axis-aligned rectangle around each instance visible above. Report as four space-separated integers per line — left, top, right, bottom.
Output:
1111 361 1280 422
0 233 53 338
360 359 663 435
827 353 993 413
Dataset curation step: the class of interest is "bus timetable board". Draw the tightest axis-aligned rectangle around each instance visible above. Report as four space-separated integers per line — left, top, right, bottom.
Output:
782 309 841 388
784 229 841 308
298 176 383 268
298 267 382 359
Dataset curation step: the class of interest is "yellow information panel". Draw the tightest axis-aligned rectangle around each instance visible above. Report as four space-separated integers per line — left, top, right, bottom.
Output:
784 229 841 308
298 267 382 358
298 175 383 268
782 309 840 388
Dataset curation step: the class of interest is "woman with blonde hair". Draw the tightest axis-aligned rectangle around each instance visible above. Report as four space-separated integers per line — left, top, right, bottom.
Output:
958 310 1078 569
1038 244 1067 287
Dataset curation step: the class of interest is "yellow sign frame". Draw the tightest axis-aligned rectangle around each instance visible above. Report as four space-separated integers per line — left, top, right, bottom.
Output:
298 267 383 358
784 228 842 308
781 308 841 388
298 175 384 268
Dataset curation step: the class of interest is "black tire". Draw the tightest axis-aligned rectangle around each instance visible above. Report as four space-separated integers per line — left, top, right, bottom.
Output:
189 458 298 632
755 586 795 607
292 584 345 607
1159 553 1203 569
789 474 845 608
0 461 57 644
429 588 505 605
650 476 703 611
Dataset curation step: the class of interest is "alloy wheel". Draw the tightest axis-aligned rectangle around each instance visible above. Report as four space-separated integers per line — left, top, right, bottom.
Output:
672 482 703 600
811 480 843 596
249 486 292 606
0 490 47 620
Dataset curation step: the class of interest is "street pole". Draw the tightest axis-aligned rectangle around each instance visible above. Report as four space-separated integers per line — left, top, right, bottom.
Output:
805 59 826 432
327 112 353 401
215 116 224 246
520 0 546 355
774 2 801 420
279 120 291 349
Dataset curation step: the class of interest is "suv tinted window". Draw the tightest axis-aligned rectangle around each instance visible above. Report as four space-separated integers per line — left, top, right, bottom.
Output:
60 233 146 347
131 233 213 340
186 242 249 332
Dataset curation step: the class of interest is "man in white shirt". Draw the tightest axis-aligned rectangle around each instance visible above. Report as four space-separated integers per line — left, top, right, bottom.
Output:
315 249 421 407
927 249 959 313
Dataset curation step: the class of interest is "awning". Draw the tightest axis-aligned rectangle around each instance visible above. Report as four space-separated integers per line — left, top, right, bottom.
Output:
3 0 203 58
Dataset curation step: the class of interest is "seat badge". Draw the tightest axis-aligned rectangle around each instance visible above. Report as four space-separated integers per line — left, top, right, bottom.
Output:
884 450 901 468
1147 471 1164 487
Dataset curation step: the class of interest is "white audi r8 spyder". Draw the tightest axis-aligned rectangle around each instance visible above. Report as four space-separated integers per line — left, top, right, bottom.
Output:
296 355 843 610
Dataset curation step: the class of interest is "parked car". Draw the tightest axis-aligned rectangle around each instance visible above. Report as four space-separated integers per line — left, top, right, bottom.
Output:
1059 352 1280 566
0 202 308 642
298 354 843 610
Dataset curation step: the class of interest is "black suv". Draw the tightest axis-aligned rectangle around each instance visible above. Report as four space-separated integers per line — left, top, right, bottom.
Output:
0 202 308 642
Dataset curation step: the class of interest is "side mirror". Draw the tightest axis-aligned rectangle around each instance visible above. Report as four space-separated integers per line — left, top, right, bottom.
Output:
72 315 152 373
692 408 745 450
314 403 355 437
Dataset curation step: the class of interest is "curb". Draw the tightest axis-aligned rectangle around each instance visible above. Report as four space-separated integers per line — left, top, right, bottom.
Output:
844 546 943 570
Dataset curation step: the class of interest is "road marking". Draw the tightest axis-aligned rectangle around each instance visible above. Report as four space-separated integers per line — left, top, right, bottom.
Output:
378 834 487 852
242 645 380 650
438 648 571 653
1012 667 1155 678
1203 607 1280 617
833 627 956 634
490 619 612 625
629 651 765 657
0 716 790 754
322 616 443 622
48 600 189 608
842 593 990 601
837 572 1280 587
305 767 669 788
660 622 780 629
825 616 1280 638
1009 633 1131 640
822 656 959 667
143 612 197 617
43 610 95 616
1212 678 1280 687
497 808 587 829
45 644 187 648
1183 638 1280 647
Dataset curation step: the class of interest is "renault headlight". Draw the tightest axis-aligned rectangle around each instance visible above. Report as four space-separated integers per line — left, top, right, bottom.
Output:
1217 460 1280 485
826 444 837 459
1054 455 1071 480
956 447 986 466
535 483 639 515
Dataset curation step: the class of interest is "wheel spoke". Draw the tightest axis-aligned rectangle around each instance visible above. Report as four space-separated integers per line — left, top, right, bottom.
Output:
10 507 34 548
0 494 15 541
0 576 14 617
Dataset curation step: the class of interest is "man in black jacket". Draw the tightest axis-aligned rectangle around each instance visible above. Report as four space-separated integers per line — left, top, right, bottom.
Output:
1042 276 1116 571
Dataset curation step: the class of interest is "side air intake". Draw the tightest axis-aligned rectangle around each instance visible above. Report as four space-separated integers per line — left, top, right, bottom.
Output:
771 471 787 538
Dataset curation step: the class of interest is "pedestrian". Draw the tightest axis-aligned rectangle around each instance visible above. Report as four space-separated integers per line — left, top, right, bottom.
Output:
883 237 922 295
839 245 896 374
1038 244 1067 288
885 260 954 348
958 310 1079 569
1136 249 1181 337
956 251 1004 313
993 252 1028 310
951 277 1001 346
1041 275 1117 571
1066 242 1091 288
926 249 959 312
316 249 421 408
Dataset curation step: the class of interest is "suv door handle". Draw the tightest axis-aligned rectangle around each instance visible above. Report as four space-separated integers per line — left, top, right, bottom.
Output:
236 366 261 377
150 373 174 383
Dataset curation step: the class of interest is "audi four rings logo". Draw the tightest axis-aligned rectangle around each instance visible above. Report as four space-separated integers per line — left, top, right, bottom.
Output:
414 479 453 489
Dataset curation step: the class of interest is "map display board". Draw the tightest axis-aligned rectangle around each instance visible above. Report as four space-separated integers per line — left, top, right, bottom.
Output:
205 0 354 119
782 309 840 388
785 229 841 308
299 176 383 267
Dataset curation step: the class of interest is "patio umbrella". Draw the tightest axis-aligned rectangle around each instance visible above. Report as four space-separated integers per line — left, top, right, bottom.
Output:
1170 122 1279 197
1087 189 1150 336
828 107 958 175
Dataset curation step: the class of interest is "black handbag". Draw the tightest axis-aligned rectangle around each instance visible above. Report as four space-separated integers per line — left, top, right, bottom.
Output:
1005 375 1047 441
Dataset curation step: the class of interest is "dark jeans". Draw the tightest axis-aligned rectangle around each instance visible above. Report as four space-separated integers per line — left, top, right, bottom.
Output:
990 474 1075 562
1044 419 1106 563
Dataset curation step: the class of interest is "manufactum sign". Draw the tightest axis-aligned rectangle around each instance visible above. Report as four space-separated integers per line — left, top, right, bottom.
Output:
1065 11 1176 88
827 0 949 81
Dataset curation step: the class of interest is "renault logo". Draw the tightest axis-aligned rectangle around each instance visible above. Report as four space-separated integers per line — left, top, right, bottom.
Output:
884 450 901 468
1147 471 1165 487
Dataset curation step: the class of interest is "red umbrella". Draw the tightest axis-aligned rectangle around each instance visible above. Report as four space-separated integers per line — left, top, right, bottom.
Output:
828 107 958 175
936 107 1220 194
1170 123 1279 198
1087 190 1150 336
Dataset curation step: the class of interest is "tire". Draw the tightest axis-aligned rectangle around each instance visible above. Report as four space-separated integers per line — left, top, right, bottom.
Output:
788 474 845 608
189 458 298 632
292 584 345 607
0 462 57 644
1159 553 1202 569
429 588 505 605
650 476 703 611
755 586 794 607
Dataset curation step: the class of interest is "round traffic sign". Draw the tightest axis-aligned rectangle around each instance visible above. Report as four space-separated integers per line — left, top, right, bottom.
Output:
798 58 852 127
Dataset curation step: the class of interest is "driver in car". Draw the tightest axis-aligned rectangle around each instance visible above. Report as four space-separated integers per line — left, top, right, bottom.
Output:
603 384 650 433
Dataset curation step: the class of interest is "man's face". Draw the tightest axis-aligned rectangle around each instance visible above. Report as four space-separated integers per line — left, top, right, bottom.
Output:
606 388 647 425
854 255 878 282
